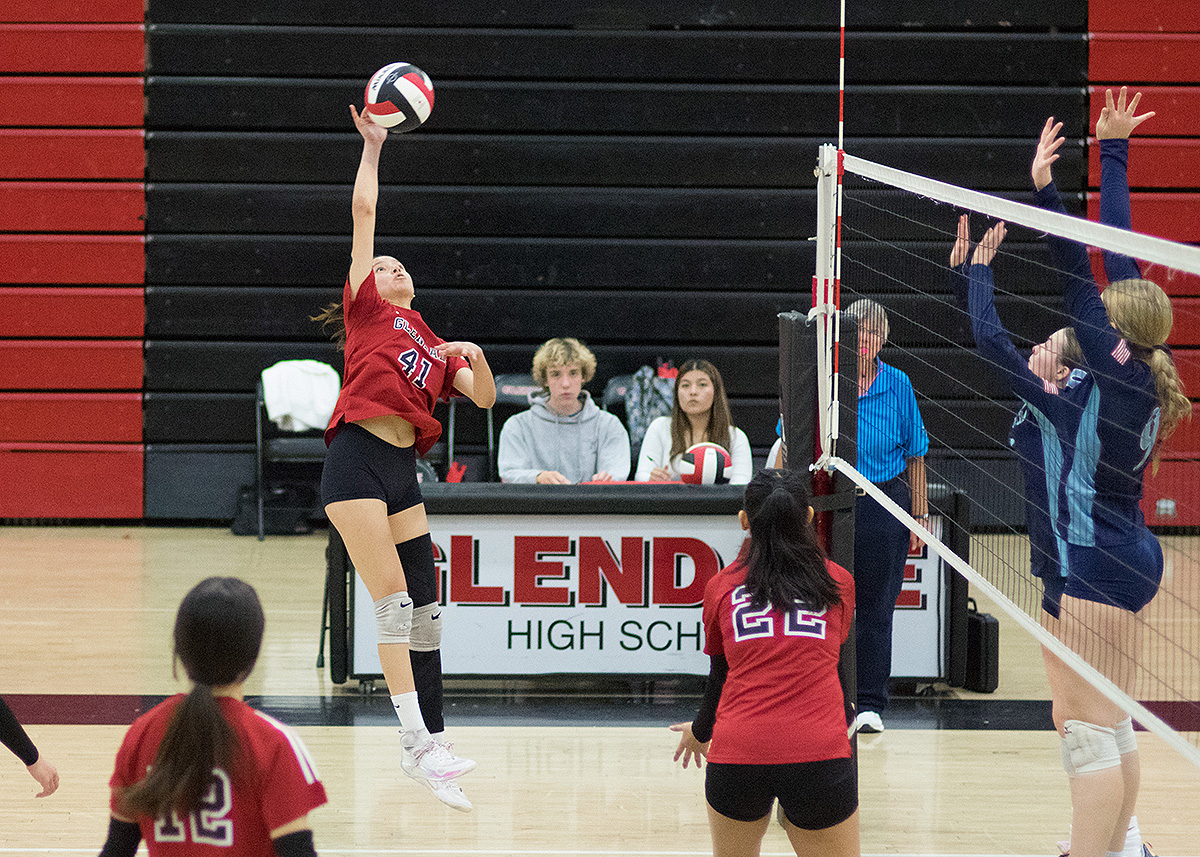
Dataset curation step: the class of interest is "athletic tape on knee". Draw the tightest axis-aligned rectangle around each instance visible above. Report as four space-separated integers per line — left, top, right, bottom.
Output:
1115 717 1137 755
1062 720 1121 775
409 602 443 652
374 591 413 644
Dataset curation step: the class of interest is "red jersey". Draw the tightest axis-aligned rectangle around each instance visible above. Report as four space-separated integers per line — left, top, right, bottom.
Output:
110 695 327 854
325 270 468 456
703 559 854 765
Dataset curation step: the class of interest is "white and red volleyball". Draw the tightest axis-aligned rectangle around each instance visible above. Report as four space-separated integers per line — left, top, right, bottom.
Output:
678 442 733 485
363 62 434 133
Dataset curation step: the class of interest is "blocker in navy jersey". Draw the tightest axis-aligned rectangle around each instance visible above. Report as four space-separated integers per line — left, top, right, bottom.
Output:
363 62 434 133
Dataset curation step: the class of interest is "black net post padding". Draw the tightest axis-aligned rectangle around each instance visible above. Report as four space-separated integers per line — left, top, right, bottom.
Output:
938 489 972 687
324 526 350 684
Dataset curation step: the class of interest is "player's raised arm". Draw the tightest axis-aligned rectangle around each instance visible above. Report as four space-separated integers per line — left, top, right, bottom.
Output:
348 105 388 299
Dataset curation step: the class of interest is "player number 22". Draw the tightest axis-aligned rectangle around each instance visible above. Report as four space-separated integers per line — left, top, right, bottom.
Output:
730 585 827 642
152 768 233 845
398 348 433 389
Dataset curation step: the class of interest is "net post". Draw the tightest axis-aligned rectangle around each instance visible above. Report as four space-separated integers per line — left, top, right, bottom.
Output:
941 489 972 687
812 144 841 463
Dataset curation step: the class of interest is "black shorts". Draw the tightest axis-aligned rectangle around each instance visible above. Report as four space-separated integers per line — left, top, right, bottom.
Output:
320 423 423 515
705 757 857 830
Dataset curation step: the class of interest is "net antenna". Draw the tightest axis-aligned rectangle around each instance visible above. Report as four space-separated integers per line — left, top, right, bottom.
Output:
813 146 1200 771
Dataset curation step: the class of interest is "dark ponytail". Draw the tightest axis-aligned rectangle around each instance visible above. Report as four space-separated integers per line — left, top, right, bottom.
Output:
741 470 841 614
119 577 265 820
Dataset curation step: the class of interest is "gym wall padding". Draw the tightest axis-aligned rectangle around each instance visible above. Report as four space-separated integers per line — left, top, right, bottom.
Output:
0 3 145 519
139 2 1092 518
1087 0 1200 526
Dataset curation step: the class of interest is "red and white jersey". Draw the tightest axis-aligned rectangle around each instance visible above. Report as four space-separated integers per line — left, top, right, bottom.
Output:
703 559 855 765
325 270 468 457
110 695 327 855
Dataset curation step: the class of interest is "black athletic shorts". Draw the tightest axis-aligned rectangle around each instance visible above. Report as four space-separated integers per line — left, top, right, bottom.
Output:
705 756 857 830
320 423 423 515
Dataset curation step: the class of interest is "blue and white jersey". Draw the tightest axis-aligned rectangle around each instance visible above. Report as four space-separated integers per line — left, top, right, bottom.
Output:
855 360 929 483
1035 181 1160 547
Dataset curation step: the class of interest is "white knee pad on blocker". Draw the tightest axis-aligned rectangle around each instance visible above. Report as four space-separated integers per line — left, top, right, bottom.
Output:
408 602 443 652
1061 720 1121 777
1115 717 1137 755
375 591 413 644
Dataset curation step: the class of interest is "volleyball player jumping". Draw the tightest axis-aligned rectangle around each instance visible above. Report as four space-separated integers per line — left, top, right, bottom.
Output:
314 105 496 811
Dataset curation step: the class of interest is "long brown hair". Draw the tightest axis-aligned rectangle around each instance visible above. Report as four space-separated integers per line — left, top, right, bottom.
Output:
669 359 735 460
119 578 265 820
312 302 346 350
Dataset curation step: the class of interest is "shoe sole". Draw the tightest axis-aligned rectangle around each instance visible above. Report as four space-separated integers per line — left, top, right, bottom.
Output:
424 779 473 813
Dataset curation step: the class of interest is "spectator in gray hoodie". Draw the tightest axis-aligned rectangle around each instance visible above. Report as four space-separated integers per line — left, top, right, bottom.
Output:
498 338 631 484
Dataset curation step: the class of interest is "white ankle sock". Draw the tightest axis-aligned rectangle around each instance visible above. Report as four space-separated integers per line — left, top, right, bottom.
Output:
391 692 430 746
1121 816 1142 857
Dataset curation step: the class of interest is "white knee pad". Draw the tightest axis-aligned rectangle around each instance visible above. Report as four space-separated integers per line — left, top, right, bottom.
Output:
409 602 443 652
1062 720 1121 777
1115 717 1137 755
375 591 413 644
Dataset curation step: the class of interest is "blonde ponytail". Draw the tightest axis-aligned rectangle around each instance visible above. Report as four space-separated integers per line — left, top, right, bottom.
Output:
1148 347 1190 446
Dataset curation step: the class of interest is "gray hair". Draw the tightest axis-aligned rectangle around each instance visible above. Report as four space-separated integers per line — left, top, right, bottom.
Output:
843 298 889 341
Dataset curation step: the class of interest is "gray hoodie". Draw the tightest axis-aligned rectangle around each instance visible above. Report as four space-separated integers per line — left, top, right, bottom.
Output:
498 390 632 483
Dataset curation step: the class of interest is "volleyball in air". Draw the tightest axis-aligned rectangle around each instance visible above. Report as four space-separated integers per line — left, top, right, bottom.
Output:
678 442 732 485
363 62 434 133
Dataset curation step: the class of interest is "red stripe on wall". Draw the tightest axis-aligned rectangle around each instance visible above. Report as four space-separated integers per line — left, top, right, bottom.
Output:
1 287 144 337
2 0 144 22
0 445 144 518
0 24 145 74
0 77 144 126
0 341 143 389
1087 139 1200 189
1090 34 1200 84
0 183 145 232
0 130 145 180
1090 4 1200 34
0 235 145 284
1085 192 1200 243
0 393 142 442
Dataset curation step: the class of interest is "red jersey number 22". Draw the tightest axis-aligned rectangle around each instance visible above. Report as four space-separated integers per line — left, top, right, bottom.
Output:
398 348 433 389
730 585 827 643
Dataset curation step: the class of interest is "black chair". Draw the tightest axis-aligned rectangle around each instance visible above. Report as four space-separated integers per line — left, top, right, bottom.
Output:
255 379 329 541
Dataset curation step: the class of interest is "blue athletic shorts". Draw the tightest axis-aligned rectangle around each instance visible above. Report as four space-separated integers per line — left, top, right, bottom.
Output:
705 757 857 830
320 423 423 515
1064 531 1163 613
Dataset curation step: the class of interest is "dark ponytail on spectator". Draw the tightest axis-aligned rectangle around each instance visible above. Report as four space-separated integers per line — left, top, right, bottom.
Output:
741 470 841 614
119 577 265 820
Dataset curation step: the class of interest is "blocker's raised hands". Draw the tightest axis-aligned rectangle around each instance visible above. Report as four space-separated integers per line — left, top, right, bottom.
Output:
1032 117 1065 191
1096 86 1155 141
949 213 971 267
971 221 1007 268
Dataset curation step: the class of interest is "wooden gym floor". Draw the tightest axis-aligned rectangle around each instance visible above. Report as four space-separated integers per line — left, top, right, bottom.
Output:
1 525 1197 856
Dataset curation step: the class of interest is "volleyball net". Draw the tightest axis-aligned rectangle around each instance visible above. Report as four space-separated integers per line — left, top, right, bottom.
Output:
808 144 1200 769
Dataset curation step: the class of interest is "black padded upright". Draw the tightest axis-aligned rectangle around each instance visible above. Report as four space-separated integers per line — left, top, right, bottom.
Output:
144 1 1089 518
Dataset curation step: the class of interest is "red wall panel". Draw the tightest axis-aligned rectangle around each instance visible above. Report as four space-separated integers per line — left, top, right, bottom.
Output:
0 341 143 389
1160 404 1200 455
1087 251 1200 295
1 287 144 337
2 0 144 22
1087 138 1200 189
0 183 144 232
0 24 144 74
0 235 145 284
0 393 141 442
1142 458 1200 526
0 444 143 518
1169 349 1200 397
0 130 145 179
1090 35 1200 84
1085 192 1200 243
1088 87 1200 137
1090 3 1200 34
0 78 143 127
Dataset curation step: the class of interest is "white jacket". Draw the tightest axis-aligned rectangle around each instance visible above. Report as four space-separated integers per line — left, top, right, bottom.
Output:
634 416 753 484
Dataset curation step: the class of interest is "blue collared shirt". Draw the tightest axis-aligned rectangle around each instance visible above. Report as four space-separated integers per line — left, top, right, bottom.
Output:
856 359 929 483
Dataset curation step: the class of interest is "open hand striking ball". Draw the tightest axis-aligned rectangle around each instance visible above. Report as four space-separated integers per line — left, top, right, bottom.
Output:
363 62 434 133
678 442 733 485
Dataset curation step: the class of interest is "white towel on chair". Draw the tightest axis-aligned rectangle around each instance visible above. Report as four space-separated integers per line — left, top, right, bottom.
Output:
262 360 341 432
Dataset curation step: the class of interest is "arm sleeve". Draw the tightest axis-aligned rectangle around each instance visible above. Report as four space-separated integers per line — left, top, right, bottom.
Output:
968 263 1063 412
726 428 754 484
634 418 672 481
1098 138 1143 283
1033 182 1138 389
689 653 728 744
98 817 142 857
948 261 974 347
595 414 632 480
0 696 38 766
437 356 469 402
497 414 542 483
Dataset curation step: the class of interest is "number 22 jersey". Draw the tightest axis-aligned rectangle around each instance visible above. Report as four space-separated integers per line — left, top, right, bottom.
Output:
110 694 328 854
703 559 855 765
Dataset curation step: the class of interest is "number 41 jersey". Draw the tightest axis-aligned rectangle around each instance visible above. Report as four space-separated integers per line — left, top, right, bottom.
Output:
703 559 855 765
110 694 328 854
